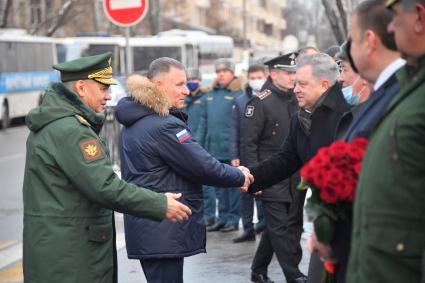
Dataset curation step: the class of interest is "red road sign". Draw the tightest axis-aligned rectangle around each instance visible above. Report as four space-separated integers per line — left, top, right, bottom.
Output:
103 0 148 27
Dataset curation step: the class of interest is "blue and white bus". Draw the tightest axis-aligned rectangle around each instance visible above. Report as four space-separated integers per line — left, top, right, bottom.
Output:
0 30 58 128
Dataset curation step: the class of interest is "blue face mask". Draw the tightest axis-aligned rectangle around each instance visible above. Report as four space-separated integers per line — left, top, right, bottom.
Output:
342 85 360 106
187 82 199 92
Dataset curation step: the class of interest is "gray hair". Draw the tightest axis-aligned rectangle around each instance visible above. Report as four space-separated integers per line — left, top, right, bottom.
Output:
296 53 339 84
147 57 185 80
63 81 76 91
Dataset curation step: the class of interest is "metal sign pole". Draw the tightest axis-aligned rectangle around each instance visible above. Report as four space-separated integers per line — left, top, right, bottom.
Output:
125 27 131 75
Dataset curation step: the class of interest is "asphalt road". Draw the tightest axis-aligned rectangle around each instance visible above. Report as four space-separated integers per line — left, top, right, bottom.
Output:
0 124 312 283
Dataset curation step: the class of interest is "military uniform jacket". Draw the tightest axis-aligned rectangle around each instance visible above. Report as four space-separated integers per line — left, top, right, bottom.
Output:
346 56 425 283
240 78 299 202
116 76 244 260
23 83 167 283
196 77 244 160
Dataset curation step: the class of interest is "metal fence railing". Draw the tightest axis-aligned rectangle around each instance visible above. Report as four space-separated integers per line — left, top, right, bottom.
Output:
100 106 121 169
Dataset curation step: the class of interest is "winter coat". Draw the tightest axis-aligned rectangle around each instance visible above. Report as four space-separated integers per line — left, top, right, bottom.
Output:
184 87 209 138
23 82 167 283
196 77 245 160
115 75 245 260
248 83 350 191
347 56 425 283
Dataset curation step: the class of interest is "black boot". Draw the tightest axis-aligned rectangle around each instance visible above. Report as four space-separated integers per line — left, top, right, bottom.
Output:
232 230 255 243
251 272 274 283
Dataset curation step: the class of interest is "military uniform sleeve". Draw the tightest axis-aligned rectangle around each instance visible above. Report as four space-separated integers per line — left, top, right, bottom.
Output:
195 95 207 146
229 102 240 159
52 120 167 220
248 115 303 192
240 97 263 166
158 122 245 187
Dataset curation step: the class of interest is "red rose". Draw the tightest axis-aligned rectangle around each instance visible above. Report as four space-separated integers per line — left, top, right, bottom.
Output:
317 147 331 157
300 165 315 181
354 162 362 175
351 137 368 150
347 146 365 162
329 141 348 159
312 171 329 189
328 167 344 184
339 181 355 200
320 187 338 204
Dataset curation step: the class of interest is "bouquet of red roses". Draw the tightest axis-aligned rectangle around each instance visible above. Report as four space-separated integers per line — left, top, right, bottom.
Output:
299 137 368 244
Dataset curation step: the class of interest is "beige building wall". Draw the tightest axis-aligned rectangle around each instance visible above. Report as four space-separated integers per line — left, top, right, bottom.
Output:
2 0 288 51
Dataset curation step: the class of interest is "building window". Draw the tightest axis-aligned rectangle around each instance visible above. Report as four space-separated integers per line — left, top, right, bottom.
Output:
264 23 273 36
30 0 42 25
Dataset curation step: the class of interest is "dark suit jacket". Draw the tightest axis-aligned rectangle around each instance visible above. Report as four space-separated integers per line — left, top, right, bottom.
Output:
344 74 400 142
248 83 350 191
331 74 400 283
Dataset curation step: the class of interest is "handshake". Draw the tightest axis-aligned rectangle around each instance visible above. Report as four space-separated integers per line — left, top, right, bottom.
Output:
231 158 255 193
163 162 256 223
238 166 254 193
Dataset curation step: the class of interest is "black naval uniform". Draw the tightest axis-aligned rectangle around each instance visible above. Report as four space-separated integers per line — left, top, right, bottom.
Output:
240 77 306 281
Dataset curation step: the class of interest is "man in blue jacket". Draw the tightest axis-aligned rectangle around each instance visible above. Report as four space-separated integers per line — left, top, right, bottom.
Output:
116 57 252 283
196 58 245 232
184 68 208 138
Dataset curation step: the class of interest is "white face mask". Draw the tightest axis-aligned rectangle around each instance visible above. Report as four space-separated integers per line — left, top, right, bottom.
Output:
248 79 266 92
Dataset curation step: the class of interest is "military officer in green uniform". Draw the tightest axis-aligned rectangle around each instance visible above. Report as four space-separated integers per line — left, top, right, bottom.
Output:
346 0 425 282
22 52 192 283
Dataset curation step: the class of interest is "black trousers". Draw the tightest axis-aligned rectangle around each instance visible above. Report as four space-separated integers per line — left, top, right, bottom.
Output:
251 200 304 282
140 258 184 283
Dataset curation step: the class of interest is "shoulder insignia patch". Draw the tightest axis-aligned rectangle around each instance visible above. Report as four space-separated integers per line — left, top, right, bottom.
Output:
176 129 191 143
257 89 272 100
79 139 104 163
75 114 91 127
245 105 255 118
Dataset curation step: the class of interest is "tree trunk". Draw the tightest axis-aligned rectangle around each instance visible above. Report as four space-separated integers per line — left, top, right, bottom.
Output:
321 0 345 44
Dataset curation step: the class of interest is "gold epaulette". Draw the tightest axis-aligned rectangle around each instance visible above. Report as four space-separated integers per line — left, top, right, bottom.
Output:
257 89 272 100
75 114 91 127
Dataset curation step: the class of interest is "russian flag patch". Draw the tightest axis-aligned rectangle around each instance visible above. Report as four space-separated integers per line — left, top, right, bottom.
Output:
176 129 191 143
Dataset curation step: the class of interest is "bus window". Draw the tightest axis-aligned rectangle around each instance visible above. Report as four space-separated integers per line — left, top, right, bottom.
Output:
0 37 57 129
132 46 182 73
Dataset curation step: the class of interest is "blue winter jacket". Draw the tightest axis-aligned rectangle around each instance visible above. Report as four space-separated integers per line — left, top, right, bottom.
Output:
184 88 207 138
115 75 245 260
196 77 244 160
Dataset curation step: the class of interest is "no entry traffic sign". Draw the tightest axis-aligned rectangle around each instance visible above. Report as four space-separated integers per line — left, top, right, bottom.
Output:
103 0 148 27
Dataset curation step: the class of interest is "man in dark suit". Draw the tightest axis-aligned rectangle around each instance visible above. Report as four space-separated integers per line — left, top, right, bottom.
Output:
244 53 351 283
309 1 405 282
347 0 425 281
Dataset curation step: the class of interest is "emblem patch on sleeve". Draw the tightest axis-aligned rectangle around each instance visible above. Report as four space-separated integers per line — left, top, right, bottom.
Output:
176 129 191 143
245 105 255 118
79 139 104 162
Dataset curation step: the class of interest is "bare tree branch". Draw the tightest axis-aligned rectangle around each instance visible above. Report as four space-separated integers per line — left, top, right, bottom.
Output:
336 0 348 35
321 0 345 44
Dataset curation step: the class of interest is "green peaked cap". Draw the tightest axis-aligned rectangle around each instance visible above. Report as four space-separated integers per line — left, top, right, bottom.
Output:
53 52 117 85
